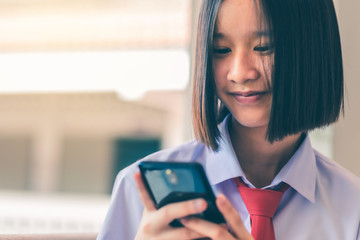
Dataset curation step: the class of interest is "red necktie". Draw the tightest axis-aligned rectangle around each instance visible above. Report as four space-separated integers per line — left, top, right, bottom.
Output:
233 178 289 240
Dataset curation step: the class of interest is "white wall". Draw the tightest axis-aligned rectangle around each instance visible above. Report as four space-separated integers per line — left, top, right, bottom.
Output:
334 0 360 176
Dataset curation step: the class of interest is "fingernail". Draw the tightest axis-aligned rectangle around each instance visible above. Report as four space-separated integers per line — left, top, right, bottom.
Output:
194 199 205 211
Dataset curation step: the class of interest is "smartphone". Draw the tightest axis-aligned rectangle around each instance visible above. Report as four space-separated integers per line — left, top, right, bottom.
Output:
138 161 226 227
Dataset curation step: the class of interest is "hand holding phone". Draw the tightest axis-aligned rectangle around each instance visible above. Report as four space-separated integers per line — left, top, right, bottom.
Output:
138 161 226 227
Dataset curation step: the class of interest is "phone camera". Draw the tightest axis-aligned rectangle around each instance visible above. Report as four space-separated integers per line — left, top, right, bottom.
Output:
165 169 178 185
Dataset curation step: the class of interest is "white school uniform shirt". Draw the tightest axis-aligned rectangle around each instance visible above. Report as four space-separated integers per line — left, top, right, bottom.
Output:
97 117 360 240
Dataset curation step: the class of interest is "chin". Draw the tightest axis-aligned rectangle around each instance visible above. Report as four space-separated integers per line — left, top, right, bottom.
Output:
231 114 269 130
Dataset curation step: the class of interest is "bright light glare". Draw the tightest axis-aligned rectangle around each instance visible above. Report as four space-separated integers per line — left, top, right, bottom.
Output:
0 49 189 100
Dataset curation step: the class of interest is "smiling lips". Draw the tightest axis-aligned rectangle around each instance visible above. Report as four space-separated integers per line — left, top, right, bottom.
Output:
230 91 269 104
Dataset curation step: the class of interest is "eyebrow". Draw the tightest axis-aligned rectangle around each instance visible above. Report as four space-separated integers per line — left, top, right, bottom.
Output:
213 32 225 39
213 30 270 39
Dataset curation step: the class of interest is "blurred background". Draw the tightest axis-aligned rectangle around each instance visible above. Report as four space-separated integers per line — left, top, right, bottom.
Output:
0 0 359 235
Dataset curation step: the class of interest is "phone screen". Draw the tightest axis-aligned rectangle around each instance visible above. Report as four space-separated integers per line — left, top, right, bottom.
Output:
139 161 225 226
142 166 207 207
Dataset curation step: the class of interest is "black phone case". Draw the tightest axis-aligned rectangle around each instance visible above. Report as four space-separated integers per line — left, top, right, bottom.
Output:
138 161 226 227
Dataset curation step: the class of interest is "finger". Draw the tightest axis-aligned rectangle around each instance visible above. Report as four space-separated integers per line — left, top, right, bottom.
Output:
154 198 208 227
216 194 253 239
133 172 156 211
180 217 234 239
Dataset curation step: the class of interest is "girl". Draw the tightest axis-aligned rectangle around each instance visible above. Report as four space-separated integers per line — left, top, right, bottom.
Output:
98 0 360 239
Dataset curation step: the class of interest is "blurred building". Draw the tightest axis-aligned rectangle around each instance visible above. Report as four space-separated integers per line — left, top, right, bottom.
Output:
0 0 194 234
0 90 187 194
0 0 194 194
0 90 188 234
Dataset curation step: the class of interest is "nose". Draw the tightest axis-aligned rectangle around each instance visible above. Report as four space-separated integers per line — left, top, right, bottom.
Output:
227 51 261 84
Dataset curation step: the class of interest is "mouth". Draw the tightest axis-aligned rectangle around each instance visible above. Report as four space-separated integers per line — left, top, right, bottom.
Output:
230 91 268 97
229 91 269 104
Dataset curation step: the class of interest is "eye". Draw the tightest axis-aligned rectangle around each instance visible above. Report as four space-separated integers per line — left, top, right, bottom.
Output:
213 48 231 55
254 45 273 53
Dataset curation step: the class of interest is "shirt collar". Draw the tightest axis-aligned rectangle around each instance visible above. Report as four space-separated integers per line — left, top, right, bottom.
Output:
274 135 317 203
205 115 317 203
205 115 245 185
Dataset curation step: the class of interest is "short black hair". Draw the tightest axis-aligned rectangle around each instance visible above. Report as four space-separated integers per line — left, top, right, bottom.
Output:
192 0 344 151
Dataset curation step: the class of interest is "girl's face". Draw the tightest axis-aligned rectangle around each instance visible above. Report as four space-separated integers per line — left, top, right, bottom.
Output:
213 0 273 130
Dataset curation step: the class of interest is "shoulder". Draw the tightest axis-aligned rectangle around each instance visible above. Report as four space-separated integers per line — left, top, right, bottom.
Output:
313 149 360 201
311 150 360 236
142 139 208 162
314 149 360 188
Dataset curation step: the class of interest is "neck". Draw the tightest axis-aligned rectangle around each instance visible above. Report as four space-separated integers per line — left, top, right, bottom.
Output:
229 117 303 188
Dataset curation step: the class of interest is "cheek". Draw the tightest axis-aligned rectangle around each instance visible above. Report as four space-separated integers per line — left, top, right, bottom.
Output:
212 60 226 85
